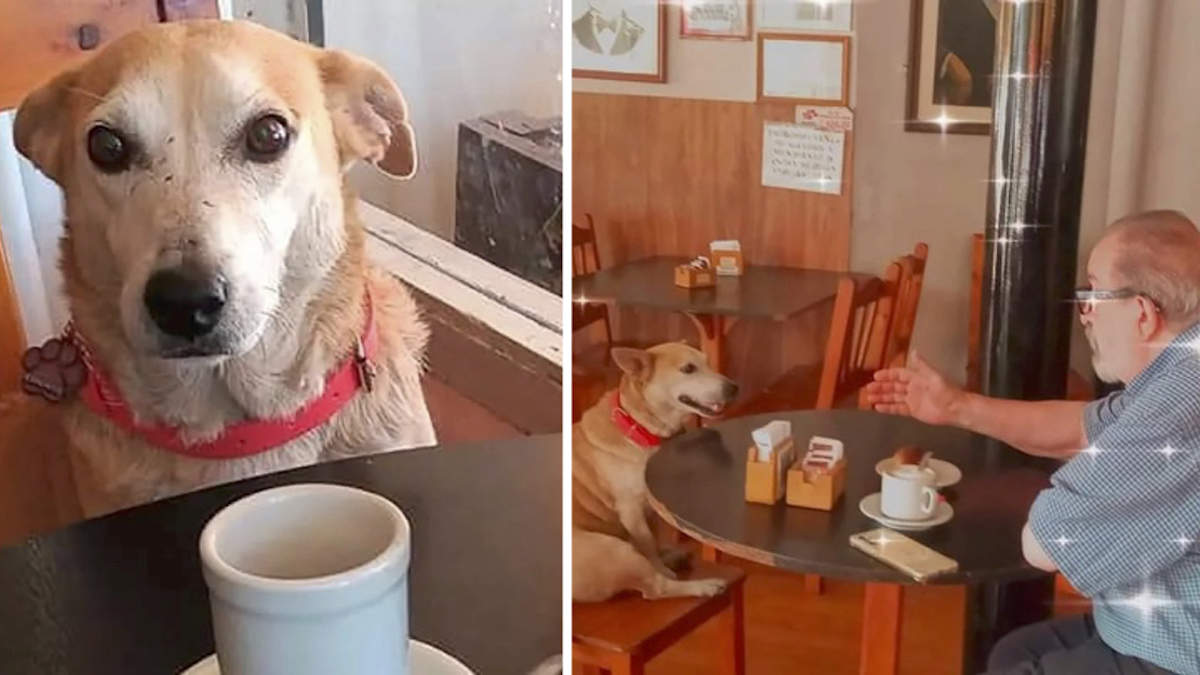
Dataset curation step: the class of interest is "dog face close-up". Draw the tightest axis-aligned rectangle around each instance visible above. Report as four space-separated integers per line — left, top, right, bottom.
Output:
13 20 415 360
614 343 739 417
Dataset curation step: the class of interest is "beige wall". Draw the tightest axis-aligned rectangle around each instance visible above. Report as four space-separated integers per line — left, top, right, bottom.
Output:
852 0 1124 382
328 0 563 240
1141 0 1200 217
575 0 1130 385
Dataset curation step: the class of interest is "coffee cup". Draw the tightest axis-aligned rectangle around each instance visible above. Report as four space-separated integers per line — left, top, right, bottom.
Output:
880 465 938 521
199 483 411 675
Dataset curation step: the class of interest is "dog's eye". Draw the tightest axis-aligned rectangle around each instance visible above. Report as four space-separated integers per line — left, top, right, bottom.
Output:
87 126 132 173
245 114 292 161
681 363 697 374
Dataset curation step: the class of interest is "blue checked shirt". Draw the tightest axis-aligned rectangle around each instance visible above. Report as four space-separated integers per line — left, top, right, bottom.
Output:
1029 320 1200 675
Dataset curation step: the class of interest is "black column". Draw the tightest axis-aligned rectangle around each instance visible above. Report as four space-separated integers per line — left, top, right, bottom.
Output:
967 0 1099 671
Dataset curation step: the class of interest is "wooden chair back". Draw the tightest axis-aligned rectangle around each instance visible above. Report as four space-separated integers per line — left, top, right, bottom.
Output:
816 265 901 409
572 214 602 276
572 214 611 336
884 242 929 368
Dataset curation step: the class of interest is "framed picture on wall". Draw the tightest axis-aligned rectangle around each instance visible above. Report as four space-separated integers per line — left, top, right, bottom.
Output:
681 0 752 40
757 33 851 106
758 0 853 32
905 0 999 134
571 0 667 82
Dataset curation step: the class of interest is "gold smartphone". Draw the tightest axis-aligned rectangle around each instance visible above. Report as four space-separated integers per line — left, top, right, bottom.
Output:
849 528 959 582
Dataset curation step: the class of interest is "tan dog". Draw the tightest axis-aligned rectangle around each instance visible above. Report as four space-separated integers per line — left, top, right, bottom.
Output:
8 19 436 519
572 343 739 602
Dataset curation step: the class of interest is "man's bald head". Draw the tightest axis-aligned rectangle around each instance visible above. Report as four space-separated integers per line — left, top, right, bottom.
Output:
1099 209 1200 329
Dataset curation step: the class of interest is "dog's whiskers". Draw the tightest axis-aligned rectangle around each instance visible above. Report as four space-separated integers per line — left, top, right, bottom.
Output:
62 86 109 105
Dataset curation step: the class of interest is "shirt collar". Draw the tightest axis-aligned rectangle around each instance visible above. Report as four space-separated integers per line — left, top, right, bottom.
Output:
1124 319 1200 395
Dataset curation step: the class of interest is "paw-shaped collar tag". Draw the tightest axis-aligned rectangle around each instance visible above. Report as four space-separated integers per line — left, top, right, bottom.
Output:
21 337 86 402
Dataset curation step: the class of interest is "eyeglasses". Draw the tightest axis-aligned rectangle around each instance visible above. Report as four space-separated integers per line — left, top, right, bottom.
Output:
1073 286 1161 315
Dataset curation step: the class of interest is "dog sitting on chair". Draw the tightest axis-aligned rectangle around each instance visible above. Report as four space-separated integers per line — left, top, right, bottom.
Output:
10 20 436 518
572 342 739 602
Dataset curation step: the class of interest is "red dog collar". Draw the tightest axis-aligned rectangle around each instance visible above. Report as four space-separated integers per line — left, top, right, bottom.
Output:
61 292 378 460
610 391 662 448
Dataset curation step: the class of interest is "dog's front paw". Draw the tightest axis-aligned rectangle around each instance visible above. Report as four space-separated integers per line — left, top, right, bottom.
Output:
691 577 728 597
22 338 86 402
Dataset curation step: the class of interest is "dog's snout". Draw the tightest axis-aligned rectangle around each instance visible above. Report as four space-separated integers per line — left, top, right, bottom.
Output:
143 266 228 340
723 380 739 399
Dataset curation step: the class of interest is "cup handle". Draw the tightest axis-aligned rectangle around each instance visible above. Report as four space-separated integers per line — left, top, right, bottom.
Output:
922 487 937 514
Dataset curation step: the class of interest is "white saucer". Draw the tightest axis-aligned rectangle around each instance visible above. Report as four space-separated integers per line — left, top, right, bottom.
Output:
859 492 953 531
180 639 473 674
875 457 962 487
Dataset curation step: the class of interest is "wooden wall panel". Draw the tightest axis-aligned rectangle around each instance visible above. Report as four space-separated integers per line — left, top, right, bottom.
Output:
573 92 855 394
0 224 24 395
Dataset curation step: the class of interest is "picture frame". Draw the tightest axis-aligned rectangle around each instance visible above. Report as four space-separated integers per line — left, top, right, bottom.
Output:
757 33 851 106
757 0 853 32
905 0 998 134
681 0 752 40
571 0 668 83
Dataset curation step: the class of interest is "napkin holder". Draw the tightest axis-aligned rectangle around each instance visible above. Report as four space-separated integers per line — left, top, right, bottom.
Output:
786 457 847 510
710 240 744 277
674 264 715 288
745 436 795 505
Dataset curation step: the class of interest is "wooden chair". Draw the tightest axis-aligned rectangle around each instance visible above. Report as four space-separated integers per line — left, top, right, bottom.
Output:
571 214 618 421
967 234 1094 400
729 267 902 417
573 214 613 343
883 242 929 368
573 562 747 675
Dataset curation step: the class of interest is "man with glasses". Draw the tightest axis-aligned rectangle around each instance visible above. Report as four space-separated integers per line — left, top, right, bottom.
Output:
864 210 1200 675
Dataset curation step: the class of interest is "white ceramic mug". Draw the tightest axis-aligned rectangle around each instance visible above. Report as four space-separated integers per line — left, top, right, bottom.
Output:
880 465 938 521
199 484 411 675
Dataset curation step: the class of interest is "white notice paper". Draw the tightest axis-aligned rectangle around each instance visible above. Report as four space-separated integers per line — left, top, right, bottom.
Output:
761 122 845 195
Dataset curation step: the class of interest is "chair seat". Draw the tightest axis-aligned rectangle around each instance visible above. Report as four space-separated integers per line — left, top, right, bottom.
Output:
726 364 872 418
573 561 746 658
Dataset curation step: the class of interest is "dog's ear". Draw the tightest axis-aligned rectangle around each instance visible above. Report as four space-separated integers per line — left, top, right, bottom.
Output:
612 348 654 380
14 69 79 185
318 49 417 179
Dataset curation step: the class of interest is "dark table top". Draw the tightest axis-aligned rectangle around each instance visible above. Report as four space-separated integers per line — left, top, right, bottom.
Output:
0 435 562 675
645 411 1058 585
573 256 872 320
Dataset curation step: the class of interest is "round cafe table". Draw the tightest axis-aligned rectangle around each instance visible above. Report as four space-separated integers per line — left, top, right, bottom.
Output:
644 410 1058 675
0 435 562 675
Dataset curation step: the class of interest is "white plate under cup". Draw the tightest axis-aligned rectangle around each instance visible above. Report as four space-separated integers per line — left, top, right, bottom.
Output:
199 483 411 675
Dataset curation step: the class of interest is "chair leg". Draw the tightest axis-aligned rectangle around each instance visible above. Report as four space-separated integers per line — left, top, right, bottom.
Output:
609 655 645 675
716 582 746 674
580 666 604 675
701 544 720 562
804 574 825 595
859 583 904 675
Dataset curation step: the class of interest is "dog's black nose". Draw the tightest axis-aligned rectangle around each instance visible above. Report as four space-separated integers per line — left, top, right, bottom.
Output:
724 380 740 398
143 266 228 340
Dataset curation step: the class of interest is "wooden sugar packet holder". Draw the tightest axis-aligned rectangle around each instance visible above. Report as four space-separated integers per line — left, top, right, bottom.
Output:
675 263 715 288
744 436 848 509
745 437 795 504
786 456 847 510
